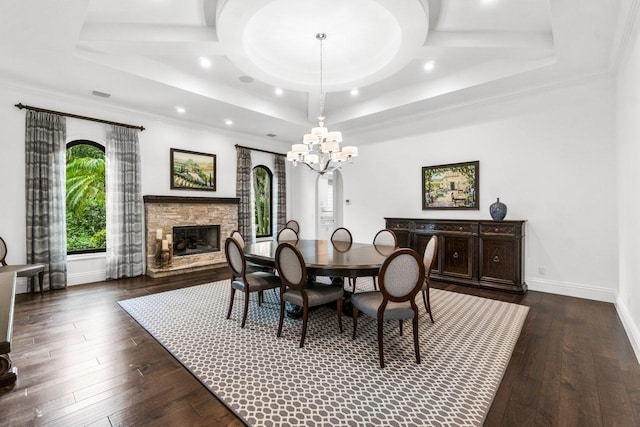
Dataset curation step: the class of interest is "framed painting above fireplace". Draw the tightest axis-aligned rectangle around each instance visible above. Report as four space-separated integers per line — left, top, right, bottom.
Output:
170 148 216 191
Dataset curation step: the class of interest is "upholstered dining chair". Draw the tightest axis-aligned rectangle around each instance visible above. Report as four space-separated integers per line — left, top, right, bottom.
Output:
275 242 344 348
0 237 46 294
230 230 245 248
285 219 300 234
370 229 399 291
421 235 439 323
224 237 281 328
277 227 299 242
331 227 353 287
351 248 425 368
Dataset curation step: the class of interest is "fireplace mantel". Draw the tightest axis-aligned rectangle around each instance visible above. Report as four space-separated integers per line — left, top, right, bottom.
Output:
143 195 239 205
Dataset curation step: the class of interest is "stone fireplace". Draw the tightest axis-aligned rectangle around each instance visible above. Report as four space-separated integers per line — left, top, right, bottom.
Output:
144 195 238 278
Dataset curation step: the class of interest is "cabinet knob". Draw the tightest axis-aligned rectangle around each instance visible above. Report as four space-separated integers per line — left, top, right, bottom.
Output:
453 251 459 259
494 227 499 233
493 255 500 263
459 226 463 231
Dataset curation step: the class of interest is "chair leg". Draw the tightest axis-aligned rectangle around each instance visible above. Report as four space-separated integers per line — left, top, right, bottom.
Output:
372 276 378 291
300 304 309 348
351 277 357 294
413 312 421 365
277 297 286 337
336 297 343 333
352 306 359 340
399 319 403 336
377 318 385 368
426 289 434 323
241 291 250 328
258 290 263 306
226 288 236 320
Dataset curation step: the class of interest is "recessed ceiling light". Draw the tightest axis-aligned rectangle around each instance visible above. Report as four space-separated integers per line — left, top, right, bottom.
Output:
423 60 435 71
175 106 186 114
199 57 212 69
350 88 359 96
225 119 233 126
274 87 283 96
239 75 255 83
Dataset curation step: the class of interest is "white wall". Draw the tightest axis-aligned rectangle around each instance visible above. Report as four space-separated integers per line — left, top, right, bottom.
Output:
0 82 290 292
616 21 640 361
291 78 618 302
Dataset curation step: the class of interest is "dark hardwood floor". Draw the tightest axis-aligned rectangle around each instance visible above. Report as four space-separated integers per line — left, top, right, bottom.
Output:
1 269 639 426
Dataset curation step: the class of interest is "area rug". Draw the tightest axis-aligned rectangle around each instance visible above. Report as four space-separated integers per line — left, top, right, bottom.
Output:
118 278 528 426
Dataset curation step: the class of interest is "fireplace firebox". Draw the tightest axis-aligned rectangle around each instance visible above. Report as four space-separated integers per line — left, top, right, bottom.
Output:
172 225 220 256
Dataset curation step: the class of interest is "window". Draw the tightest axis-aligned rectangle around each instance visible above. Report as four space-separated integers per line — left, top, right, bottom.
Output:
66 140 106 254
253 165 273 238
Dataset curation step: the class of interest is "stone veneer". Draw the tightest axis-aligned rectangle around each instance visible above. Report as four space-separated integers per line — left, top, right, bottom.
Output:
144 195 239 278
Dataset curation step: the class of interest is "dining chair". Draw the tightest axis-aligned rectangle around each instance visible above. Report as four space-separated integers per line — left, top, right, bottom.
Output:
351 248 425 368
421 235 439 323
230 230 245 248
331 227 353 288
330 227 352 243
275 242 344 348
224 237 281 328
285 220 300 234
277 227 299 242
0 236 46 294
370 229 399 291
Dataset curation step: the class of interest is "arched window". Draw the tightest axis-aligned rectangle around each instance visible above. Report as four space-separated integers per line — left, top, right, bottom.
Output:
66 140 106 254
253 165 273 238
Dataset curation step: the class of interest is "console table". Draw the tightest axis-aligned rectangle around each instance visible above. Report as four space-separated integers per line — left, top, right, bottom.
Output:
385 218 527 294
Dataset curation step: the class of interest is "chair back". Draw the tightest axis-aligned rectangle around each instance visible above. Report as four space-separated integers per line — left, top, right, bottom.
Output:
224 237 246 279
378 248 425 303
277 227 299 242
230 230 245 249
285 220 300 234
331 227 352 243
0 237 7 266
275 242 307 290
373 229 398 248
423 235 438 275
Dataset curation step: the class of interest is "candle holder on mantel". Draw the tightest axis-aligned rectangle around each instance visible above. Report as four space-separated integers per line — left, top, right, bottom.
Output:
155 238 163 267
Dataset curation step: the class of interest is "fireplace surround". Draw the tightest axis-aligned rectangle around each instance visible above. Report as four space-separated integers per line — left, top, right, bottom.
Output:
144 195 238 278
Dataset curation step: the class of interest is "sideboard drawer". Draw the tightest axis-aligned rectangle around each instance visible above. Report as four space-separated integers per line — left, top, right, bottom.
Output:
480 223 516 236
415 222 475 234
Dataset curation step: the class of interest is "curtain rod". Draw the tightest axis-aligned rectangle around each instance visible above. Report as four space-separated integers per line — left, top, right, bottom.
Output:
14 103 145 131
235 144 285 157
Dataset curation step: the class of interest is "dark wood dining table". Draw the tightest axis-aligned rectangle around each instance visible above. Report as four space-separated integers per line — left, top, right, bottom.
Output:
243 239 395 280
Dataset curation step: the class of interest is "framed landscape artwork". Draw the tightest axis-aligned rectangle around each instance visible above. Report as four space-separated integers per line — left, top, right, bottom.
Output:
422 161 479 210
170 148 216 191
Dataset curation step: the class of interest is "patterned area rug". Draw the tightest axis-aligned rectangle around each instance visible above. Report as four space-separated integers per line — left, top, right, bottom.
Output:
118 278 528 426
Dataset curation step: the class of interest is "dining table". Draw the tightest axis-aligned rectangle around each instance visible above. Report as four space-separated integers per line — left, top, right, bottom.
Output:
243 239 396 318
243 239 395 280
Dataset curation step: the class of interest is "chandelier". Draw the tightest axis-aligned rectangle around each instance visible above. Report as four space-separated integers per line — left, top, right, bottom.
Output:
287 33 358 175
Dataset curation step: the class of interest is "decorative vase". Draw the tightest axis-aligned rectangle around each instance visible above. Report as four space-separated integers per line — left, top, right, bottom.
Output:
489 198 507 221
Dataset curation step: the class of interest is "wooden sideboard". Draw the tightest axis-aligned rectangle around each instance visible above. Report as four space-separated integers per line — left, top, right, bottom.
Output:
385 218 527 294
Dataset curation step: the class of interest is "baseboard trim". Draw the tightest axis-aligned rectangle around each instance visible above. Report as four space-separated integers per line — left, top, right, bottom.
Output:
525 277 617 303
615 298 640 364
67 270 106 286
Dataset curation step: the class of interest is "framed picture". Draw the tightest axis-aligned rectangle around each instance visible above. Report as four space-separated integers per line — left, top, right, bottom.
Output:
170 148 216 191
422 161 479 210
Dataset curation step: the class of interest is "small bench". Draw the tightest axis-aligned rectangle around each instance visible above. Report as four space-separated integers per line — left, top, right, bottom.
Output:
0 271 17 388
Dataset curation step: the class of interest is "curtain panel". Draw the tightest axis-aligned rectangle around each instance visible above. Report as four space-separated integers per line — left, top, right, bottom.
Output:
25 111 67 290
236 147 252 242
274 154 286 232
105 125 144 279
